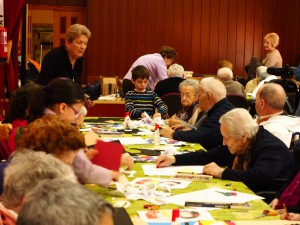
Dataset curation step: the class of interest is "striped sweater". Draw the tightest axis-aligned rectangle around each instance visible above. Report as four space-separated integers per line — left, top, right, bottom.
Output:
125 90 168 119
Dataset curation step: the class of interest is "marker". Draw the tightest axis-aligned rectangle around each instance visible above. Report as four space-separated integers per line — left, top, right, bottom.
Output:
184 201 250 209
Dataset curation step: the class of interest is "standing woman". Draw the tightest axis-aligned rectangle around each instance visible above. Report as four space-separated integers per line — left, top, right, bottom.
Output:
36 24 94 107
262 32 282 67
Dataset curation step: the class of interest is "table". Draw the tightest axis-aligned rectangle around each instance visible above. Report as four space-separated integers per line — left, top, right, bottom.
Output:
83 118 282 223
87 99 125 117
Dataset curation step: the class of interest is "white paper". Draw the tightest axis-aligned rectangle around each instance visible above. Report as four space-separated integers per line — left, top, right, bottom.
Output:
142 164 204 176
137 208 214 222
130 177 191 190
166 187 264 206
100 137 149 145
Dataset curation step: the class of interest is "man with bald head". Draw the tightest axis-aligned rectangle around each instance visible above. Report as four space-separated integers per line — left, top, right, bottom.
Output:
255 82 300 148
160 76 235 150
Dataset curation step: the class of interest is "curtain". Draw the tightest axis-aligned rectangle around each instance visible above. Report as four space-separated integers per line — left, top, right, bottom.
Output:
0 0 25 98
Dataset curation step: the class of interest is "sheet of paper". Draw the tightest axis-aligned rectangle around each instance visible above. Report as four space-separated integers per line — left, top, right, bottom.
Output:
100 137 149 145
166 187 264 206
142 164 204 176
130 177 191 190
84 130 100 146
138 209 214 223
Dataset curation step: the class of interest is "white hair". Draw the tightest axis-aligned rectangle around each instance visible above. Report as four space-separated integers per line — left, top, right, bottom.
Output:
200 76 227 101
167 63 184 77
217 67 233 80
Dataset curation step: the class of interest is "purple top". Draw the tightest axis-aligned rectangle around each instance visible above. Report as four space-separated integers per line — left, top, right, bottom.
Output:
123 53 167 90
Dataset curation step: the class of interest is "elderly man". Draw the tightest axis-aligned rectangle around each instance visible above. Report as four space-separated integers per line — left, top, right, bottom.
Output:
154 63 185 97
160 76 235 150
256 83 300 148
217 67 246 98
156 108 295 193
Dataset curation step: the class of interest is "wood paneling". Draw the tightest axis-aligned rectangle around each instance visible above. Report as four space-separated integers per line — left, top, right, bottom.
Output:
87 0 300 79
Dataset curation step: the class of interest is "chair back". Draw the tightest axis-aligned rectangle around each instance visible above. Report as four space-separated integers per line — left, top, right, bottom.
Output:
226 95 248 109
100 76 119 96
160 92 182 117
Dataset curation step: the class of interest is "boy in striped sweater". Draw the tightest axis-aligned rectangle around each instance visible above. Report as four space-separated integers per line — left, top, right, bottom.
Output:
125 65 168 119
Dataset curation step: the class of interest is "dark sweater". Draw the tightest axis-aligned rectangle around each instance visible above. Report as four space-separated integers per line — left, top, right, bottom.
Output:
174 127 296 193
37 46 83 85
154 77 184 97
173 98 235 150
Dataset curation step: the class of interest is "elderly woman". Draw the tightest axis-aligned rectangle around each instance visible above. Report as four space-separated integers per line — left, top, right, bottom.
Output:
154 63 185 97
168 79 203 130
262 32 282 67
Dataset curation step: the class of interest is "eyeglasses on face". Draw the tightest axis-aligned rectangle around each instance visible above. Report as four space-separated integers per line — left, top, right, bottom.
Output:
180 92 196 99
68 105 83 119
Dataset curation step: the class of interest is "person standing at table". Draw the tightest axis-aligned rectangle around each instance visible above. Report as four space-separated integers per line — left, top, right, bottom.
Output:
156 108 295 193
36 24 94 107
262 32 282 68
121 46 177 96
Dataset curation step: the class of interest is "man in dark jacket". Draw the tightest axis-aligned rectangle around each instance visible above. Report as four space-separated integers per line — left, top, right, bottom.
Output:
160 76 235 150
156 108 295 193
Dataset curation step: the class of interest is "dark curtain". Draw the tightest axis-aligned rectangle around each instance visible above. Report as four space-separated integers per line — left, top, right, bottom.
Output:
0 0 26 98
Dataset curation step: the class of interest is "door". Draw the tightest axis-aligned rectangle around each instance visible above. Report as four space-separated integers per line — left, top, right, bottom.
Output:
53 8 85 48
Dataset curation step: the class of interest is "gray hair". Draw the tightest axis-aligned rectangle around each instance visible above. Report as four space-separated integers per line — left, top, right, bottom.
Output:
220 108 258 139
2 150 77 210
200 76 227 101
217 67 233 80
168 63 184 77
179 79 199 94
16 179 114 225
259 83 286 110
256 66 268 81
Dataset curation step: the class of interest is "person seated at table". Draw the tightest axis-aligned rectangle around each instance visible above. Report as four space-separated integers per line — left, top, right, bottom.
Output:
154 63 185 98
217 59 233 71
217 67 246 98
25 78 132 186
156 108 295 193
255 83 300 148
16 178 114 225
167 79 204 130
160 76 235 150
125 65 168 119
2 150 78 213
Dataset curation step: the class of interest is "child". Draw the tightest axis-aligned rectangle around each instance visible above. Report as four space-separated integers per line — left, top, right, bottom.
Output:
125 65 168 119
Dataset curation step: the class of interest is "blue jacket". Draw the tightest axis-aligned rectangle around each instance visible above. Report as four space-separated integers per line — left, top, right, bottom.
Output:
173 98 235 150
174 127 296 193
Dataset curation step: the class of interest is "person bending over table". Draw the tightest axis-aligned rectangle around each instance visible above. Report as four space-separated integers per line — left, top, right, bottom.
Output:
160 76 235 150
125 65 168 119
156 108 295 193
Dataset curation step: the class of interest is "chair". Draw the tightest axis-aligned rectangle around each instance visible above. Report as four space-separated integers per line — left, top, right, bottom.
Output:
226 95 249 109
160 92 182 117
99 76 119 96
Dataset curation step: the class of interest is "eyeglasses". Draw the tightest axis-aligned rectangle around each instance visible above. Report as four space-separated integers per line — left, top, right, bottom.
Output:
180 93 196 99
68 105 83 119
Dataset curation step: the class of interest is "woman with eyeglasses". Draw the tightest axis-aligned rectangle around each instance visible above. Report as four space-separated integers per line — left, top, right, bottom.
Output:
26 78 129 187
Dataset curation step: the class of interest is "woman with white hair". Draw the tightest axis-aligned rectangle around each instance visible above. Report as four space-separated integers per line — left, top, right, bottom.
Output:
154 63 185 97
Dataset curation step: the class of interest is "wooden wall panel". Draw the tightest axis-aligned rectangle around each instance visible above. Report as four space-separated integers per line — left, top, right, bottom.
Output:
86 0 300 80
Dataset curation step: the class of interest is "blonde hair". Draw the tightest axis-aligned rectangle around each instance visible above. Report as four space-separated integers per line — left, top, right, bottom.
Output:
217 60 233 70
65 24 91 43
263 32 280 48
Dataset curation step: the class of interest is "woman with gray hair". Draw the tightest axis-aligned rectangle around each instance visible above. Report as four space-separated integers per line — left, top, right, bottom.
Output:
154 63 185 97
156 108 295 193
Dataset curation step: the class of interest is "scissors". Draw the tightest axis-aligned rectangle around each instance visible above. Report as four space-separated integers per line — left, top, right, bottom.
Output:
255 210 278 219
215 191 237 196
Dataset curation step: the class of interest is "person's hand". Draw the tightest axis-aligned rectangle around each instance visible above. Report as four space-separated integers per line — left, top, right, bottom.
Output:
281 212 300 221
0 123 12 141
203 162 224 178
168 117 181 127
160 127 175 138
155 154 175 168
121 153 134 170
269 198 279 209
85 148 98 160
111 170 121 182
153 112 161 118
86 98 95 108
171 123 188 131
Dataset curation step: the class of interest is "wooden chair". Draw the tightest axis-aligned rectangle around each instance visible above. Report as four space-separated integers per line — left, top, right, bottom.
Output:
100 76 119 96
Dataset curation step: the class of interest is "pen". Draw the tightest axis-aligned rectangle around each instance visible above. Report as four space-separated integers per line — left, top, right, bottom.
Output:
184 201 250 209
